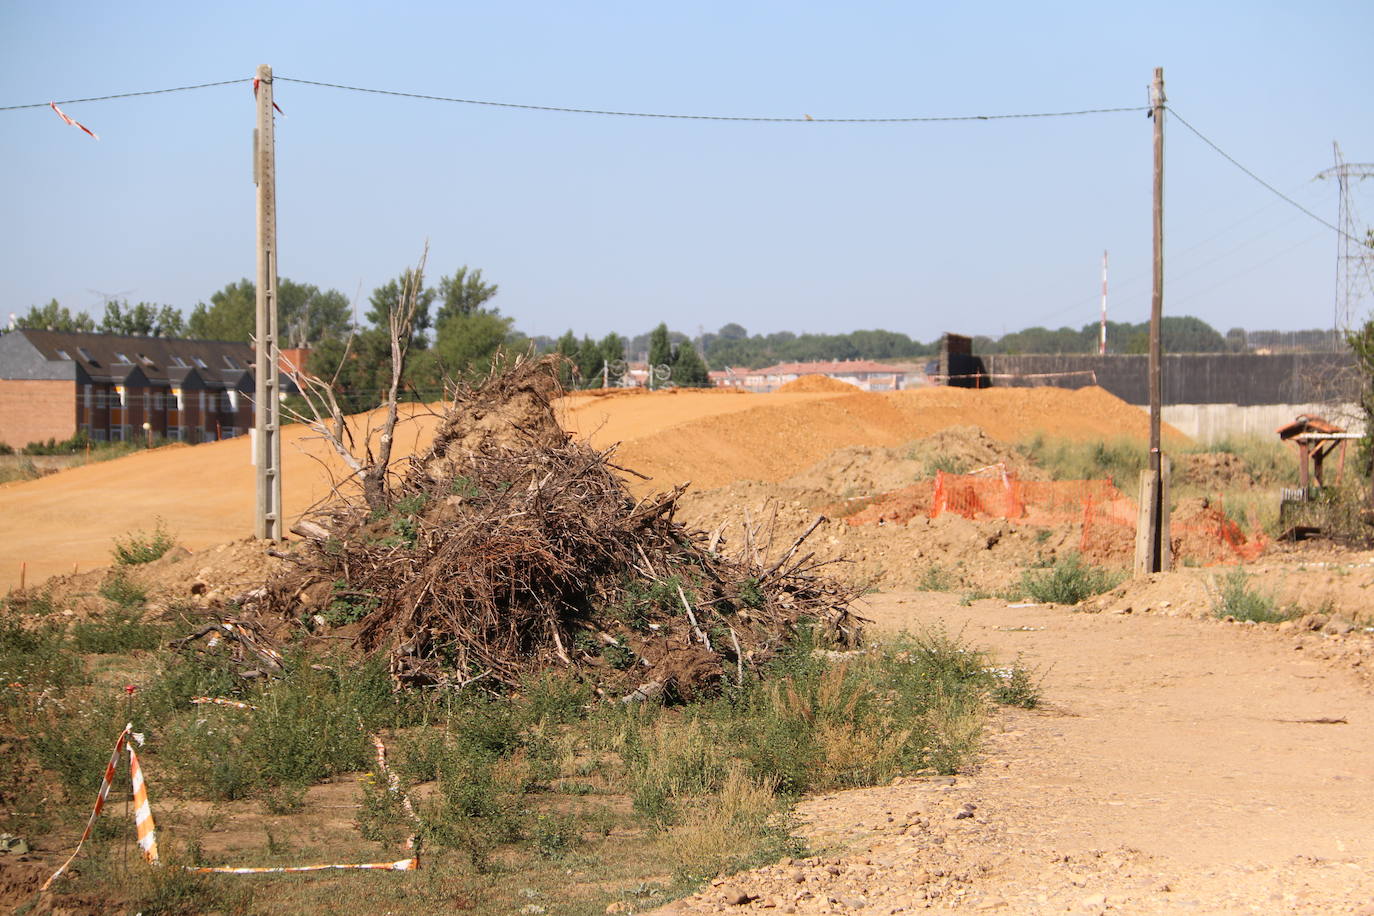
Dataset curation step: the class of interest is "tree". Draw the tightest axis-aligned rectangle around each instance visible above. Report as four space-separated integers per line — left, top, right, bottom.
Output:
599 333 627 385
671 340 711 387
98 301 184 337
435 267 498 327
187 279 255 341
434 310 516 382
280 280 351 348
648 323 673 371
15 299 95 332
367 270 435 347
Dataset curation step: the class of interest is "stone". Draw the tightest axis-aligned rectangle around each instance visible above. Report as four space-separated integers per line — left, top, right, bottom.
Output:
1078 893 1107 909
722 887 752 905
1324 618 1355 636
605 903 629 914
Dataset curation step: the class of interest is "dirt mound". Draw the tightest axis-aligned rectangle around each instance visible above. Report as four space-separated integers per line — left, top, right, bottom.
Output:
612 385 1186 497
774 374 858 393
1175 452 1257 491
240 356 861 697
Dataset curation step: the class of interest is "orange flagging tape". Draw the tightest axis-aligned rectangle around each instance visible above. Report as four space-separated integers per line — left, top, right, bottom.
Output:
190 696 259 710
187 857 418 874
129 743 160 865
42 724 131 890
42 722 421 887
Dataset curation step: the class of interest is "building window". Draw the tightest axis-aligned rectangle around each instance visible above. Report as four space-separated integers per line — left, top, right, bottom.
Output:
92 427 108 442
110 426 125 442
193 356 209 369
223 355 241 369
223 427 239 439
77 347 94 361
56 349 72 360
115 352 132 364
206 393 217 414
171 355 189 368
167 427 183 442
139 354 157 367
84 385 92 408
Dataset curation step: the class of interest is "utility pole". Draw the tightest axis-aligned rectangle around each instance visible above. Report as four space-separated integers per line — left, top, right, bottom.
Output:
253 64 282 541
1136 67 1170 575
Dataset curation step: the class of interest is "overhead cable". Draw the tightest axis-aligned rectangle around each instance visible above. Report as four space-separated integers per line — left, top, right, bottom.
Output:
274 76 1147 123
0 79 250 111
1167 106 1358 244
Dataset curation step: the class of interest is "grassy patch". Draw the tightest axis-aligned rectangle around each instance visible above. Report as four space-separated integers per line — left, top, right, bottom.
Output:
1017 434 1146 483
1017 553 1122 605
112 518 178 565
1213 568 1293 623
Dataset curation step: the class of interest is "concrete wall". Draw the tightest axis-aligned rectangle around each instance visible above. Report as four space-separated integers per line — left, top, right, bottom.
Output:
978 352 1360 406
1156 402 1365 444
0 379 77 448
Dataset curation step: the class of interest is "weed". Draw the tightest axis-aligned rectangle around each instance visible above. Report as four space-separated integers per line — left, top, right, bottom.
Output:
0 614 84 696
1214 568 1292 623
71 607 163 653
112 518 177 565
99 569 148 608
989 663 1042 709
917 564 958 592
737 577 765 609
322 581 379 626
1018 553 1121 605
925 454 970 477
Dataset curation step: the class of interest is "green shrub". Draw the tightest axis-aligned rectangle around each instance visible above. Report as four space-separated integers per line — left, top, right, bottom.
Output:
99 569 148 607
112 518 177 565
1018 553 1121 605
917 564 958 591
71 607 163 653
1214 568 1292 623
0 615 83 697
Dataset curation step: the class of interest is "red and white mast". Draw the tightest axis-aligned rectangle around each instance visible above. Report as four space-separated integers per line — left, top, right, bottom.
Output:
1099 250 1109 355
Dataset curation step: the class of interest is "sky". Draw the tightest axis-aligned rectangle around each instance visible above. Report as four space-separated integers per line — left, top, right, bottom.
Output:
2 1 1372 345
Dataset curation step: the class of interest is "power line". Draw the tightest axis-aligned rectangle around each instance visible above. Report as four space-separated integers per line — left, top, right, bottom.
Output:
0 79 250 112
274 76 1147 122
1167 106 1361 245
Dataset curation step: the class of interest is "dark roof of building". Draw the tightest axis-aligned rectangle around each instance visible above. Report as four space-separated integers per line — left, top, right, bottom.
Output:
4 329 257 389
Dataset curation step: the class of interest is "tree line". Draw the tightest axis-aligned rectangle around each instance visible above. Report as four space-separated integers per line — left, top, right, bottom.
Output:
11 278 1349 403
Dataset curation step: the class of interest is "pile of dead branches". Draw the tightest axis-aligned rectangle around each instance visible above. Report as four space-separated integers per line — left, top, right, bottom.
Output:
259 354 863 698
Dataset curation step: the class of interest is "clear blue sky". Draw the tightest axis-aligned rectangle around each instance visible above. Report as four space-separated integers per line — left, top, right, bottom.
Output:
2 1 1371 344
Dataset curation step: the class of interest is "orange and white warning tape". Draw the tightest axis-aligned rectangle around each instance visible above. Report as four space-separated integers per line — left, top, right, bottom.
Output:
128 742 160 865
187 857 418 874
43 722 421 886
190 696 260 710
371 734 421 852
42 724 131 890
49 101 99 139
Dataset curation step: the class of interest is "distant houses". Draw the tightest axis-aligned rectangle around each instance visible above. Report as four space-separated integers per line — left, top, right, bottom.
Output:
0 329 300 449
709 359 909 393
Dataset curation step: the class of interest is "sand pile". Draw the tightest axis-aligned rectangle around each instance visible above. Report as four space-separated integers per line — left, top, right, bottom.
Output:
775 374 859 393
613 386 1184 497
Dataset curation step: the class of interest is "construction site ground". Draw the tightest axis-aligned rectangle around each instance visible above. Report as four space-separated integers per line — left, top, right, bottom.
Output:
4 381 1374 913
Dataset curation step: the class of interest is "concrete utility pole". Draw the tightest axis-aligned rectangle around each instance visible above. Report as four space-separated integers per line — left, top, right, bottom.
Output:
253 64 282 540
1136 67 1171 575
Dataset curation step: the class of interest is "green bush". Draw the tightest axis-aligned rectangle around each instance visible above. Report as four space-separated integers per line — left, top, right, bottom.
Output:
71 607 163 653
112 518 177 565
99 569 148 607
1214 568 1291 623
1018 553 1121 605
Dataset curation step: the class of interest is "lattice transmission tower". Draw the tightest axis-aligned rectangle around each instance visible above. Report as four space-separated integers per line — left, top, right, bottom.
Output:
1317 142 1374 333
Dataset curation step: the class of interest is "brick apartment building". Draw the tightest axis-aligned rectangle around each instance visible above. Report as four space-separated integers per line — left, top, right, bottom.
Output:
0 329 294 449
728 359 908 393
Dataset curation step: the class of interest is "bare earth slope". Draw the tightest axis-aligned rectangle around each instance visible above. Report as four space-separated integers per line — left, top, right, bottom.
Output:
1 386 1178 592
658 595 1374 915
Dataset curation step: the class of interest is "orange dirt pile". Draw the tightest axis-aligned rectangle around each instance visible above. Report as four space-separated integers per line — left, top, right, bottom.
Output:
1 383 1181 592
774 374 859 393
605 386 1185 496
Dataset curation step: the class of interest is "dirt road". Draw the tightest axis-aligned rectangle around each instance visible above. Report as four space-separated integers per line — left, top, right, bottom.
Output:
663 594 1374 914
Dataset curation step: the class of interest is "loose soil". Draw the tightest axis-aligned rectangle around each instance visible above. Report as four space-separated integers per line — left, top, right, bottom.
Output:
655 588 1374 915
